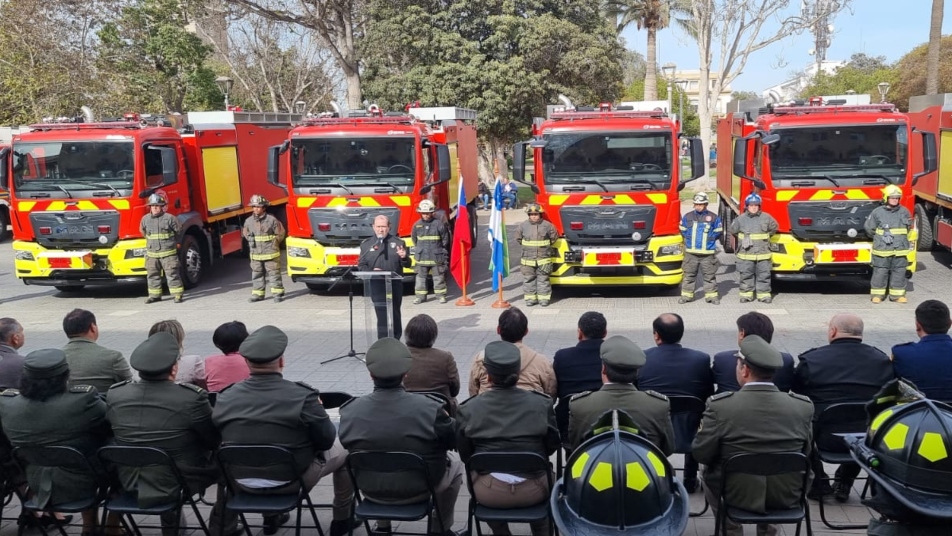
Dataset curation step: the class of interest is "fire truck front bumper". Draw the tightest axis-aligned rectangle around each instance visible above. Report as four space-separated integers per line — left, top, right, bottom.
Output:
13 239 149 285
549 236 684 286
286 237 415 285
769 233 917 281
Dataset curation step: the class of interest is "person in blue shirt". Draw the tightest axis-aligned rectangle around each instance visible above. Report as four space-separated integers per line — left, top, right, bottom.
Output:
552 312 606 443
679 192 723 304
891 299 952 402
711 312 795 394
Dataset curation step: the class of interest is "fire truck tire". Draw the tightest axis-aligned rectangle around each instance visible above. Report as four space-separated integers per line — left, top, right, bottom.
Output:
719 202 736 254
914 203 935 251
179 234 204 289
54 285 85 292
0 209 8 242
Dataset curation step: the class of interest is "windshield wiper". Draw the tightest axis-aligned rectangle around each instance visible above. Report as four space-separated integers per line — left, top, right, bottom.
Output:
851 174 893 185
66 179 122 197
51 184 73 197
330 182 354 195
555 179 609 192
777 174 841 187
347 181 404 192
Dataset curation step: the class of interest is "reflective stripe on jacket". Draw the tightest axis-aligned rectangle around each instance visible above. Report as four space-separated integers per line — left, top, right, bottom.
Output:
729 211 779 261
680 210 722 255
411 218 450 266
243 213 286 261
864 204 912 257
140 212 181 258
514 219 558 266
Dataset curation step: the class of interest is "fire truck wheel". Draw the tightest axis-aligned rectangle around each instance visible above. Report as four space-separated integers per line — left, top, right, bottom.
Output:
54 285 85 292
914 203 935 252
719 202 735 254
179 234 204 289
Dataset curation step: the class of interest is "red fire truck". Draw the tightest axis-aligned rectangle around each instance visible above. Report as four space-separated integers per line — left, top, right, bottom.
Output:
266 105 479 289
717 96 936 280
1 111 294 291
511 100 705 287
909 93 952 251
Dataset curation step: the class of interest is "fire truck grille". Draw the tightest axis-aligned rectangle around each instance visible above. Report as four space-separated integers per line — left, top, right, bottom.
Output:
787 200 878 242
308 207 401 247
30 211 121 249
558 205 656 245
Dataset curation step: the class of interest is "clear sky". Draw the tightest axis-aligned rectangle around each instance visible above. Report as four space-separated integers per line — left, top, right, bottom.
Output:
622 1 952 93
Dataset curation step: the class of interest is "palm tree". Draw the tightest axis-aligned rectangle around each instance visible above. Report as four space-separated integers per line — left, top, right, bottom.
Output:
604 0 672 100
926 0 945 94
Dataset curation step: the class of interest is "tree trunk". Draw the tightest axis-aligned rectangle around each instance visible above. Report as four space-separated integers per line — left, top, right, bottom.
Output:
693 0 714 191
645 27 658 101
343 61 362 110
926 0 945 95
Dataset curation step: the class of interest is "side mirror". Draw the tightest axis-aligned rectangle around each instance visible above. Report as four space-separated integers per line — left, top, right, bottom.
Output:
689 138 705 180
761 133 780 145
733 138 749 179
512 141 528 183
437 144 451 183
0 146 9 190
913 131 938 186
267 144 287 190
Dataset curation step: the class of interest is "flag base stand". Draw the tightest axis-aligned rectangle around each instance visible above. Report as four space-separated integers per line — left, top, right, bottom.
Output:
491 299 510 309
455 297 475 306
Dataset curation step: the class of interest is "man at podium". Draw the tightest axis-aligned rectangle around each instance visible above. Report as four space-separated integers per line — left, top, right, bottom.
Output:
359 215 412 339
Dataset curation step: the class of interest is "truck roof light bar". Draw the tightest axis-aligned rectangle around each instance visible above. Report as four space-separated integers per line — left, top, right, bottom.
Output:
29 121 146 131
301 116 416 126
550 110 668 120
768 103 897 115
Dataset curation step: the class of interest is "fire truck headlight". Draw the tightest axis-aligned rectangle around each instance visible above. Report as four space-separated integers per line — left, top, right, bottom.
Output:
847 228 858 238
125 248 147 259
631 232 643 242
98 235 109 245
14 251 34 261
288 247 311 258
659 244 682 256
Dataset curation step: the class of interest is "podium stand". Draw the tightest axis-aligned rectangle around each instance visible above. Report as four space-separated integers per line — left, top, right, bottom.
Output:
355 271 405 343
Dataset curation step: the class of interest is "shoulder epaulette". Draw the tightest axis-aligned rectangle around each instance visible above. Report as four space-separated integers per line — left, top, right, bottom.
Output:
108 380 132 390
179 383 206 394
570 391 593 402
710 391 734 402
798 347 820 357
645 390 668 401
217 382 237 395
70 385 95 394
295 381 316 391
528 389 552 400
788 392 812 403
458 396 475 406
1 389 18 397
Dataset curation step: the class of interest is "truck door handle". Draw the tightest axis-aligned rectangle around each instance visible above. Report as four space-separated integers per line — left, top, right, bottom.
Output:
562 186 585 192
175 199 181 208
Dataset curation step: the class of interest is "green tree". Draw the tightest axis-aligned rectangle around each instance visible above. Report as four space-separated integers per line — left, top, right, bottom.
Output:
892 34 952 110
800 63 899 103
603 0 684 101
730 90 759 101
98 0 218 113
621 77 699 136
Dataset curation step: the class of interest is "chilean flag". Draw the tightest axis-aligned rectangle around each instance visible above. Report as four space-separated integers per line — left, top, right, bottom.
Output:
450 178 472 288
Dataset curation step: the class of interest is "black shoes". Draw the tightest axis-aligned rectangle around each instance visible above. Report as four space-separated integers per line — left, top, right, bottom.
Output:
706 297 721 305
329 517 363 536
249 295 264 303
145 296 162 304
833 479 853 503
807 479 833 501
682 477 699 493
263 513 291 535
274 294 284 303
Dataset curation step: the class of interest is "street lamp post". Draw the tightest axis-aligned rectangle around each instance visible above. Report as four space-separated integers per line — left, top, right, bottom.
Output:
661 63 676 114
215 76 234 110
877 82 891 103
675 79 688 127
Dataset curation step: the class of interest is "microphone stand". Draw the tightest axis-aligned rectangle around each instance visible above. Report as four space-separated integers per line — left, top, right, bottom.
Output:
321 248 370 365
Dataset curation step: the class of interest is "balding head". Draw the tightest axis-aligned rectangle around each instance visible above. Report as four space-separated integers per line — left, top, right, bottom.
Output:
828 313 864 342
372 215 391 238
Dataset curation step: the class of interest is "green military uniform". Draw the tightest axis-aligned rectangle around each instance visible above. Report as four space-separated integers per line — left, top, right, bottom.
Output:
411 216 450 302
514 214 558 305
141 209 184 301
692 336 814 536
864 201 912 301
457 341 559 536
338 337 463 534
243 211 286 301
0 349 111 508
567 335 675 454
106 333 235 535
729 207 779 303
63 337 132 393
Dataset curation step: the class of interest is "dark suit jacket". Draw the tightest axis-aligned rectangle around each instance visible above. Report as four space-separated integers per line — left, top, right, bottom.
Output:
891 334 952 401
640 343 715 401
358 234 412 275
793 338 894 411
712 349 796 393
552 339 604 438
0 345 24 390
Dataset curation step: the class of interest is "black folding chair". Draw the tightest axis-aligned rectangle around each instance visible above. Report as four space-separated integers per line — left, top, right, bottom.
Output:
207 392 218 408
98 446 211 536
715 452 812 536
813 402 871 530
667 395 708 517
346 451 443 536
13 446 110 536
465 452 552 536
217 445 325 536
320 391 355 410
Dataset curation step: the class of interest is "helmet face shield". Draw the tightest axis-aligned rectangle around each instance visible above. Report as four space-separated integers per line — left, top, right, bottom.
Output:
525 203 543 215
692 193 709 205
418 200 435 213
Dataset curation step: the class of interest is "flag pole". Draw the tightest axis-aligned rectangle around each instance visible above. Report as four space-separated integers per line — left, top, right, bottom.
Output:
455 246 474 306
491 272 510 308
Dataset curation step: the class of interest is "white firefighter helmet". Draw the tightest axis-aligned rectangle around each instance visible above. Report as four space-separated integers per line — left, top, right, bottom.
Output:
417 199 436 213
147 193 167 206
692 192 710 205
248 194 270 207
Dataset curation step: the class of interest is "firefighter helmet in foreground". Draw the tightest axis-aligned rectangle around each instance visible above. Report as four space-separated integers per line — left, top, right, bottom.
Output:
744 193 762 208
147 193 167 207
248 195 270 207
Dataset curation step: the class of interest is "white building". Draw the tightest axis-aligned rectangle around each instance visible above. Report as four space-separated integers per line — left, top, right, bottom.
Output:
761 60 845 103
673 70 734 117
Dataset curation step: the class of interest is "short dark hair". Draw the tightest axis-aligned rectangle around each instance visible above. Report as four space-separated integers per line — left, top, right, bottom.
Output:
736 312 775 343
578 312 607 340
372 376 404 389
652 313 684 344
916 300 952 334
0 318 21 344
63 309 96 338
19 371 70 402
604 364 638 384
489 373 519 388
212 321 249 354
405 314 438 348
498 308 528 343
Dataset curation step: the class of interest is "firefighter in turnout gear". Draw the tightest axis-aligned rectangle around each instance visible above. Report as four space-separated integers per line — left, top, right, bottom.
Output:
514 204 558 307
679 192 722 305
243 195 287 303
729 193 778 303
141 193 184 304
411 200 450 304
864 185 912 304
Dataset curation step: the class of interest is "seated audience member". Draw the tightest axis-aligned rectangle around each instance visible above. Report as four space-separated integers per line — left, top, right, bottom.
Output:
640 313 714 492
712 312 795 393
202 321 251 392
457 341 559 536
403 314 460 416
62 308 133 392
552 312 606 441
567 336 675 454
106 333 237 535
339 338 463 536
692 336 814 536
0 349 120 535
0 317 26 390
149 319 204 388
212 326 356 536
891 299 952 402
469 308 556 398
794 313 894 502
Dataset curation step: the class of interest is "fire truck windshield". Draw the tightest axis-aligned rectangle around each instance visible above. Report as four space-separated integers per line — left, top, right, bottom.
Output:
291 137 417 189
768 124 908 186
12 141 135 195
540 132 672 190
